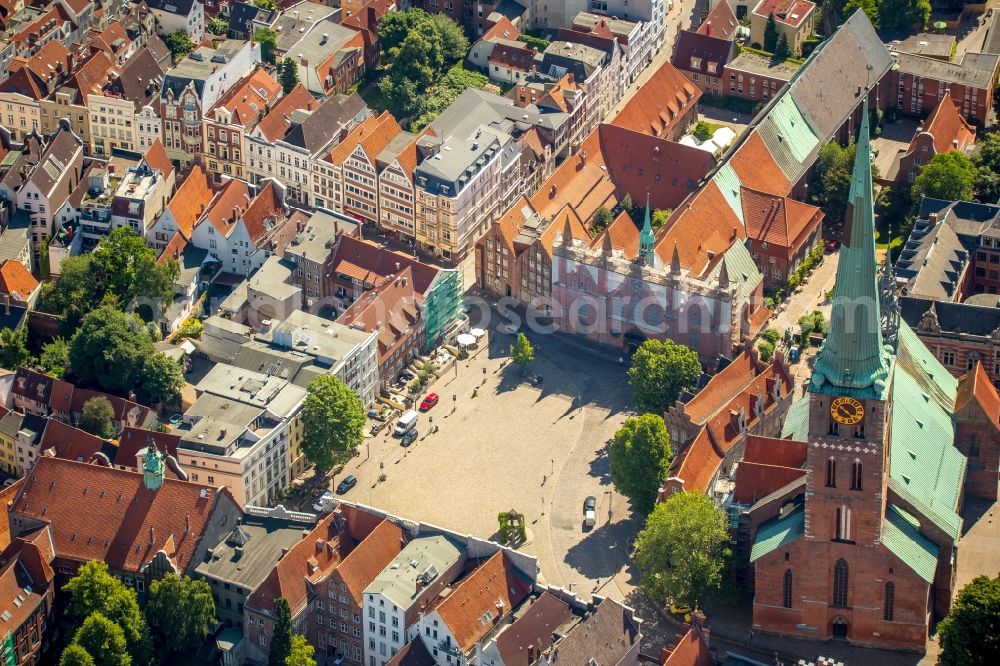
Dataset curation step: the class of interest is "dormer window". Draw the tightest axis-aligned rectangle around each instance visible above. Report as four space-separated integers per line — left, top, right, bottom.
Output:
707 62 718 75
690 56 702 70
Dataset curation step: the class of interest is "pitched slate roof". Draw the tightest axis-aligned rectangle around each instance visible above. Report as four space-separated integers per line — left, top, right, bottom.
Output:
493 592 574 666
750 502 804 562
882 504 940 583
10 456 238 574
433 551 532 653
107 47 166 108
671 30 735 77
385 638 435 666
282 93 367 153
542 598 640 664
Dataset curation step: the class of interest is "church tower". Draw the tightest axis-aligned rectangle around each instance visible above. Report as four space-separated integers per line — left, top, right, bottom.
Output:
639 193 655 267
804 97 893 547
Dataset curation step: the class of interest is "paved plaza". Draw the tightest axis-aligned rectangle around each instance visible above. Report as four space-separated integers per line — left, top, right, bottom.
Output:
332 323 638 600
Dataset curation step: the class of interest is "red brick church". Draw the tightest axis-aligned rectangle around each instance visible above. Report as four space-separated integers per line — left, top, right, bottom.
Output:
747 100 1000 652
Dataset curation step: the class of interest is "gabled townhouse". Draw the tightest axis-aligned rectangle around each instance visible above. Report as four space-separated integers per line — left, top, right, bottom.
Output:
7 455 244 594
670 0 738 98
88 46 168 156
8 368 73 422
340 0 396 71
246 90 368 206
6 5 72 63
0 526 57 666
538 30 621 136
286 20 365 97
571 12 651 93
146 0 205 42
321 111 402 226
225 1 277 40
245 83 319 191
54 0 95 33
376 131 419 241
85 21 138 64
39 50 114 153
148 164 215 251
160 241 210 335
68 387 157 432
202 68 281 182
160 39 261 165
108 162 169 236
0 406 26 475
896 92 976 192
0 40 72 141
0 259 39 308
189 178 290 277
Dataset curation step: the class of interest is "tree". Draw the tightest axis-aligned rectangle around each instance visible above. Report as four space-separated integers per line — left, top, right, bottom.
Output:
147 573 216 653
0 327 33 370
912 151 978 205
69 307 150 393
609 415 672 514
974 131 1000 203
254 28 278 64
39 337 70 377
165 30 195 59
763 13 779 52
36 255 99 335
510 333 534 374
757 339 775 361
651 209 671 231
427 13 469 63
268 597 293 666
773 33 790 62
60 644 96 666
136 352 184 406
692 121 712 142
72 613 130 666
878 0 930 31
634 492 730 607
591 206 614 234
286 634 317 666
254 0 278 9
627 339 701 414
411 64 489 130
90 228 175 316
812 140 878 225
938 575 1000 665
208 16 228 36
63 561 151 663
842 0 879 28
79 397 116 439
279 57 300 94
301 375 365 473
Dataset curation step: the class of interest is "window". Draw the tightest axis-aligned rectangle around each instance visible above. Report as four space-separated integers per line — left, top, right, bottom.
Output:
970 434 980 457
832 559 849 608
941 349 955 366
884 581 894 621
850 460 862 491
835 506 852 542
780 569 793 608
826 458 837 487
853 423 865 439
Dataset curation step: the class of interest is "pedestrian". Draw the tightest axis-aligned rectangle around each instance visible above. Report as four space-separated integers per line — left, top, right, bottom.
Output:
618 356 624 364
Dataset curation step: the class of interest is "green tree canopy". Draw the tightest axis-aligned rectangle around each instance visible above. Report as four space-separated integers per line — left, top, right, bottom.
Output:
147 573 217 652
773 33 790 61
426 13 469 62
842 0 879 28
813 140 856 224
136 352 184 406
280 57 300 94
651 209 671 231
974 131 1000 203
627 339 701 414
938 575 1000 665
301 375 365 473
609 415 673 514
286 634 317 666
510 333 534 373
72 613 130 666
411 65 488 130
878 0 930 31
255 0 278 10
269 597 293 666
634 492 731 607
39 337 70 377
208 16 228 36
79 397 116 439
591 206 614 234
913 151 978 204
63 562 151 663
165 31 196 60
763 13 778 51
59 644 96 666
254 28 278 64
0 327 33 370
693 121 712 142
69 307 150 394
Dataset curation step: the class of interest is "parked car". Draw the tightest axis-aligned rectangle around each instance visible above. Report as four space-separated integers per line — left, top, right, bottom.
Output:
419 393 439 411
168 413 183 426
583 496 596 513
401 429 418 446
583 495 596 528
825 239 840 252
336 475 357 494
400 369 414 380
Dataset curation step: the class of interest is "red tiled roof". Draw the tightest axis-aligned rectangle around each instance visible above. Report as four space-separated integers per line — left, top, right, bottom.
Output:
481 15 519 42
669 427 724 494
70 388 153 429
143 139 173 179
328 236 439 296
753 0 815 27
202 178 251 238
743 435 807 467
741 187 823 253
327 112 399 166
158 231 188 263
662 623 713 666
0 538 50 633
0 480 24 551
727 131 791 195
611 61 701 138
698 0 740 38
117 428 181 471
654 180 743 277
1 40 72 99
733 462 805 504
11 368 73 413
956 361 1000 424
539 206 589 254
921 91 976 155
682 350 761 424
434 552 532 653
241 181 282 244
167 165 213 239
256 84 320 142
337 266 421 363
67 50 114 96
336 519 404 606
0 260 39 303
39 420 111 463
489 42 534 71
590 210 640 258
211 68 281 127
10 456 239 574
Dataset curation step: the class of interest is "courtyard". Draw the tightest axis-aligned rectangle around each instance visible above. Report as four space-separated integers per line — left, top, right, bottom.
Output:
331 319 639 600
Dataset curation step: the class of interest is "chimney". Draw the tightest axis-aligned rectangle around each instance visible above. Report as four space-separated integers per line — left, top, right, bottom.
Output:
2 294 9 316
705 21 711 36
184 514 190 533
149 526 155 545
928 212 939 224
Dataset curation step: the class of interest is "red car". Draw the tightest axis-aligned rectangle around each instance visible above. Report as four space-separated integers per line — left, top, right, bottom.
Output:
419 393 439 411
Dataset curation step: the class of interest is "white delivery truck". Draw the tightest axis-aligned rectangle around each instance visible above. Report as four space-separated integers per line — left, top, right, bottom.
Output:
394 410 418 436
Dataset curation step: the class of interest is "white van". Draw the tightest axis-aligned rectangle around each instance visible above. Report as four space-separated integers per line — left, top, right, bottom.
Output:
394 410 418 436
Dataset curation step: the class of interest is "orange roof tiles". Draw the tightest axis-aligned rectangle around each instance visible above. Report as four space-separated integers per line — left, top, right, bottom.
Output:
67 50 114 96
662 624 713 666
0 479 23 552
0 538 49 632
733 462 806 504
256 84 320 142
167 165 213 239
211 68 281 127
117 428 181 471
682 350 761 424
328 236 440 296
326 112 397 166
434 552 531 653
241 181 282 244
39 419 111 464
743 435 807 467
920 91 976 155
539 206 589 254
0 260 39 302
158 231 188 263
10 456 239 574
956 361 1000 423
727 131 791 195
753 0 815 27
697 0 740 38
143 139 173 179
611 60 701 138
591 210 640 258
336 519 404 605
741 187 823 253
337 266 421 363
482 15 520 42
669 427 724 494
202 178 251 237
654 180 743 276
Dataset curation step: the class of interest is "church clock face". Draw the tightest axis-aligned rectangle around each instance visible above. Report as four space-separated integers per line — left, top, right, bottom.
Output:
831 397 864 425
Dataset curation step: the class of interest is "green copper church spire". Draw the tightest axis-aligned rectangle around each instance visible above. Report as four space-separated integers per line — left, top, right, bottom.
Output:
640 193 655 267
810 97 891 400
